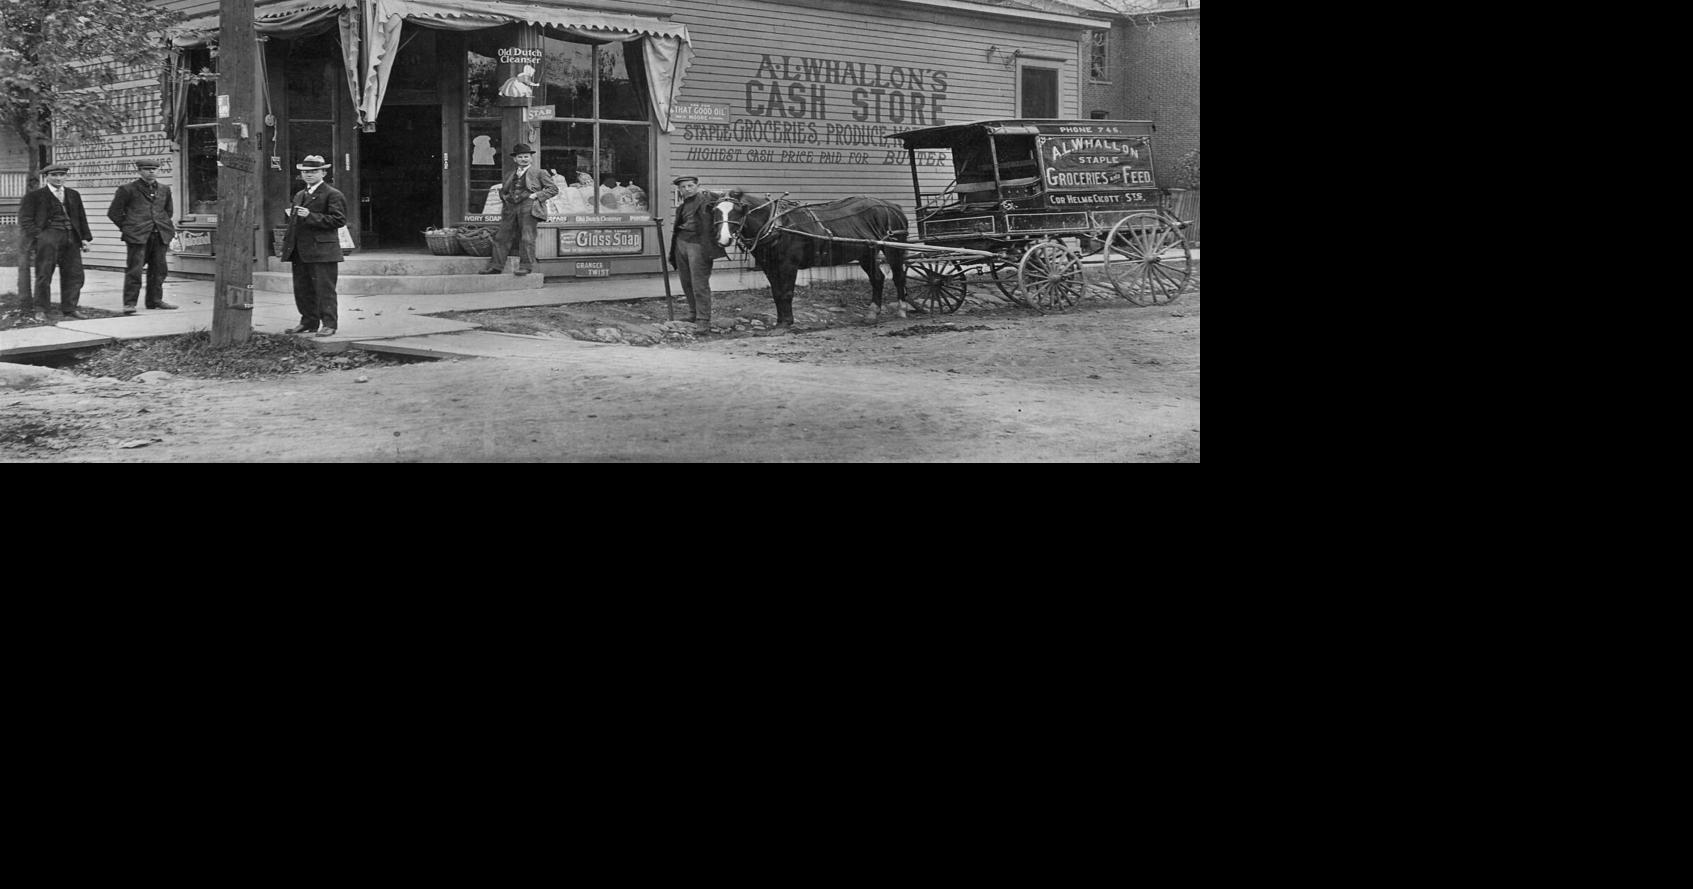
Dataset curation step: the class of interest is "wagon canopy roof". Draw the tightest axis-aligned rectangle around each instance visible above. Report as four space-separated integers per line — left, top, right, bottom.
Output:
888 119 1155 149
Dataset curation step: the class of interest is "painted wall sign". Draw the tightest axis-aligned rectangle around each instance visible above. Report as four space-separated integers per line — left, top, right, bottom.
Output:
523 104 556 121
744 54 948 125
678 53 955 172
557 228 644 255
671 102 731 124
575 261 611 277
497 46 543 106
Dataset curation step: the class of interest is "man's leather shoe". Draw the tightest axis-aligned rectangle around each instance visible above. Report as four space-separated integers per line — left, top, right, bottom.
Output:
315 328 337 337
147 301 179 310
515 268 532 276
285 325 317 334
123 305 138 315
479 268 502 275
63 310 88 320
28 312 46 323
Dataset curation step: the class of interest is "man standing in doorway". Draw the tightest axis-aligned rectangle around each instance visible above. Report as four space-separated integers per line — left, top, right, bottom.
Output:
106 158 179 315
480 143 557 276
667 175 726 335
18 162 94 322
281 155 348 337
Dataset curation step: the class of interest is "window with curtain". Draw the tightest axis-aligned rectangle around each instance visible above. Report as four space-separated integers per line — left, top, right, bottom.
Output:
536 33 652 218
1089 30 1110 82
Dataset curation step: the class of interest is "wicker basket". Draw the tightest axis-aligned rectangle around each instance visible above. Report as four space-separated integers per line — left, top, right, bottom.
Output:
424 227 461 255
456 227 495 257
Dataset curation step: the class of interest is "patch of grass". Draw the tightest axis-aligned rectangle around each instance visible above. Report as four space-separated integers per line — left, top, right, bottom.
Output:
3 291 126 329
71 330 407 381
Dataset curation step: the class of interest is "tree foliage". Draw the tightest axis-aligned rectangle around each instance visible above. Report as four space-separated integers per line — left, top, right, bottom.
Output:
1174 148 1199 190
0 0 184 185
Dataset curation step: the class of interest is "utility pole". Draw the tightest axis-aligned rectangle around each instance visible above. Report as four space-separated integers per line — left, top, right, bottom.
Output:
212 0 257 345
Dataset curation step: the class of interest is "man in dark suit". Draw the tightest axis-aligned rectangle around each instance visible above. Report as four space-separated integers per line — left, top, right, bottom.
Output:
667 175 728 335
280 155 349 337
105 158 179 315
480 143 557 276
18 162 94 322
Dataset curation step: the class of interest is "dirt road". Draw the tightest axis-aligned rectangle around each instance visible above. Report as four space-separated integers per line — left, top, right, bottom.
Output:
2 287 1199 462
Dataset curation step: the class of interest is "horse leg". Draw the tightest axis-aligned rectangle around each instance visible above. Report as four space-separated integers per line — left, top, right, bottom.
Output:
862 252 894 322
774 264 797 327
888 246 919 315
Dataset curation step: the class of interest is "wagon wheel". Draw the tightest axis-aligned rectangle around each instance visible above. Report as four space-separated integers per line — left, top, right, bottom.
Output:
1016 240 1086 313
905 258 968 314
1102 211 1193 306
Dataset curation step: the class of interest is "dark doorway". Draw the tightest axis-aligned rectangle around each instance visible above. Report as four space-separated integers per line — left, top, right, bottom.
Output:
359 105 442 250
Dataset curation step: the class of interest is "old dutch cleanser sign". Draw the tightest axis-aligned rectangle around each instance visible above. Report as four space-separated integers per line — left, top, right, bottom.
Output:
497 46 543 105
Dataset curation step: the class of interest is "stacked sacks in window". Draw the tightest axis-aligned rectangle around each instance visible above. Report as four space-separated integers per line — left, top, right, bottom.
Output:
553 175 590 213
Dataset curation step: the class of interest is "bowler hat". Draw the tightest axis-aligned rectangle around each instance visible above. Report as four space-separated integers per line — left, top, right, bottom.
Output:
672 175 699 186
510 143 535 156
42 162 69 175
136 159 161 171
296 154 331 170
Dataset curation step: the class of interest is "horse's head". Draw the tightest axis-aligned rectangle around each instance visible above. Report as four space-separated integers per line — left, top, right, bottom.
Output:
714 189 752 250
714 189 790 252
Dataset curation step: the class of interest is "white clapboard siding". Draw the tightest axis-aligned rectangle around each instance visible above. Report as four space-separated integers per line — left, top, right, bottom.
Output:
667 0 1086 220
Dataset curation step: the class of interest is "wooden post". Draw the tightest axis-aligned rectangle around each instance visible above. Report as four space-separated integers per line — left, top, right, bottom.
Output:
212 0 257 345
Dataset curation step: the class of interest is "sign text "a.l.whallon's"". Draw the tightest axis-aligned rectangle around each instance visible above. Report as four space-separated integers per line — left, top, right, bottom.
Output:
743 54 948 125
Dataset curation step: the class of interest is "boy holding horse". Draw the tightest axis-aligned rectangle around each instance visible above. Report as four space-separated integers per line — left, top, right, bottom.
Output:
668 175 728 335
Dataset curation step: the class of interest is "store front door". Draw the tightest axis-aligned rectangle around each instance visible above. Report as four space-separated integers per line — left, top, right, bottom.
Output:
358 105 442 251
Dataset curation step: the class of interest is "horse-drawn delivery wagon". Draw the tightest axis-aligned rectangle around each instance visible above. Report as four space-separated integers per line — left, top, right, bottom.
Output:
710 118 1192 325
888 118 1194 313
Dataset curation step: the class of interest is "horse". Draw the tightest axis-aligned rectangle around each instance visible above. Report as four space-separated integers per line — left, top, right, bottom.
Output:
714 190 915 326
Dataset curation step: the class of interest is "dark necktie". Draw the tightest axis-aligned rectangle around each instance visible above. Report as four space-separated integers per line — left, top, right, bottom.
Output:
508 173 521 198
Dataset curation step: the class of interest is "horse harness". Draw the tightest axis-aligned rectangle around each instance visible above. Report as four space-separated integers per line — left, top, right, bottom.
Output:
721 196 905 254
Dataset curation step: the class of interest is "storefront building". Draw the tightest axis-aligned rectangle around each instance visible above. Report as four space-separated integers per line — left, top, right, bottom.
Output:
62 0 1108 277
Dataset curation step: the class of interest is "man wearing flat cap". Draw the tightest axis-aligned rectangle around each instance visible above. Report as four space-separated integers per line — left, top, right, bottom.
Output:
18 162 94 321
479 143 557 276
106 158 179 314
668 175 727 334
280 155 349 337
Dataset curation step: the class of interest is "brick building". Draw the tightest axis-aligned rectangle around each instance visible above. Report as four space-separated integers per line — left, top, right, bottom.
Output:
993 0 1199 188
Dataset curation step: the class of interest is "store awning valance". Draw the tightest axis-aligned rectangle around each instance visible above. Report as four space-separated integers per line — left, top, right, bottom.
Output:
165 1 362 144
361 0 695 132
372 0 689 40
164 1 693 140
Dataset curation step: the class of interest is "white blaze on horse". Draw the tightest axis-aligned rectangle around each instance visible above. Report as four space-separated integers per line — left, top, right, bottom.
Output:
715 190 915 325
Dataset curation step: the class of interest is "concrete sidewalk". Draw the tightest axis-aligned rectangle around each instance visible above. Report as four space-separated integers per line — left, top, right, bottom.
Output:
3 246 1198 360
0 252 781 360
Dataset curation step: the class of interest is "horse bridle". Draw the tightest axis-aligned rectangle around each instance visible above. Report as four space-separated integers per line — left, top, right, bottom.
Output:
715 195 785 252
